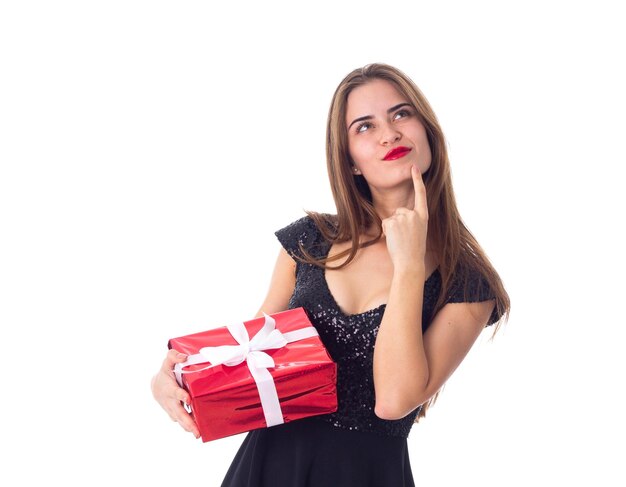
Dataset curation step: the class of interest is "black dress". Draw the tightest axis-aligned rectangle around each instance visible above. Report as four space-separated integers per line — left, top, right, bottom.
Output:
221 215 498 487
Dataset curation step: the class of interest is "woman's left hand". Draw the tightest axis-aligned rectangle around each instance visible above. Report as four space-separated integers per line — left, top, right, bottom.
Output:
381 164 429 271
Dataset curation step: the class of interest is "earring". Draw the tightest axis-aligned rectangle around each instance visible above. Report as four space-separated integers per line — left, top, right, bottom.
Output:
352 166 359 174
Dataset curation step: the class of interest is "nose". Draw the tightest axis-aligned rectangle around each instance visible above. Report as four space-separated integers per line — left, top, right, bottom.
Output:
380 123 401 145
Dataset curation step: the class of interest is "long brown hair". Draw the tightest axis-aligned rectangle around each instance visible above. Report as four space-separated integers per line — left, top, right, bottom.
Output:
293 63 510 422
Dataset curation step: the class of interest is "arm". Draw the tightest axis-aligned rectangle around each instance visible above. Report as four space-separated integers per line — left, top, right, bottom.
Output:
373 272 496 419
252 247 297 317
372 164 496 419
373 265 427 419
151 246 297 436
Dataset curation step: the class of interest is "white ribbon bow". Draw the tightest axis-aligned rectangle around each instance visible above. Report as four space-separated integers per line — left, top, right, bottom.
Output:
174 312 319 427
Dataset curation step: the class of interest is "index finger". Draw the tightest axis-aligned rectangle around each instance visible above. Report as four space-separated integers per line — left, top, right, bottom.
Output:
411 164 427 214
162 348 188 371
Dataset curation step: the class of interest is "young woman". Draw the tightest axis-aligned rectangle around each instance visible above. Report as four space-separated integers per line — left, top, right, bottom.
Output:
152 63 510 486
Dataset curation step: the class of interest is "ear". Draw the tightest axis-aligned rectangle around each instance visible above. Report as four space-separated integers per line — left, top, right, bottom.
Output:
351 166 362 175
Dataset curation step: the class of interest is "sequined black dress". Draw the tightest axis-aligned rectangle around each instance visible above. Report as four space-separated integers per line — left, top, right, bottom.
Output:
221 215 498 487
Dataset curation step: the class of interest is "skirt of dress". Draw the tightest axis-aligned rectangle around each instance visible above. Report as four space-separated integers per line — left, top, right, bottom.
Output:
221 416 415 487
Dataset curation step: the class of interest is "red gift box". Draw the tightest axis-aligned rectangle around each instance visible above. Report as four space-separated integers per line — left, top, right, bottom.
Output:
168 307 337 442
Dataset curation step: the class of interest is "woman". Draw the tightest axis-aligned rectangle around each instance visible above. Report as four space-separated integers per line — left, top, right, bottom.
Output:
152 63 510 486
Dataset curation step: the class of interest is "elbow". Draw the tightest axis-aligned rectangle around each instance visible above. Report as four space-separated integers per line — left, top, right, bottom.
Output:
374 402 406 421
373 379 429 420
374 395 425 421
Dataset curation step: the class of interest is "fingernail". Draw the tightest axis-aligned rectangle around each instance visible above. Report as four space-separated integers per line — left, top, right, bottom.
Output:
177 353 187 359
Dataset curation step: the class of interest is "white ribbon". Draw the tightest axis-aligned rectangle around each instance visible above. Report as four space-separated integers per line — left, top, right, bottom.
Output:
174 312 319 427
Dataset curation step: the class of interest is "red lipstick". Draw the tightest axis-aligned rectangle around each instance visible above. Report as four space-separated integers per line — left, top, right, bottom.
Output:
383 146 412 161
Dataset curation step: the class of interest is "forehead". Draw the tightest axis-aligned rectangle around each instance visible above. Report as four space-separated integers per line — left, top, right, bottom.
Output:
345 79 407 121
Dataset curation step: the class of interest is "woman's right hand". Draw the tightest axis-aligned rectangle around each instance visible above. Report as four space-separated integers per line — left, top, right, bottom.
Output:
151 349 200 439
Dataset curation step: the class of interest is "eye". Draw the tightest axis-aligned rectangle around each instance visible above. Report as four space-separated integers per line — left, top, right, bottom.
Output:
393 109 412 120
355 121 373 134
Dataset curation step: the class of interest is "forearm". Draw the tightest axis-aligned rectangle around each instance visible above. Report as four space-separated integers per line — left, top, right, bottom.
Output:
373 265 428 419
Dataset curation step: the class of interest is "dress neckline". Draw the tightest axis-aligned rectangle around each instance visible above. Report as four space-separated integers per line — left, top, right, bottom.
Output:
319 237 440 318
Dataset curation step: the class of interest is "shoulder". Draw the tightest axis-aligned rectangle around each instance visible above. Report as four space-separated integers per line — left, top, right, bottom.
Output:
275 212 337 239
444 264 502 327
446 265 494 304
274 213 335 260
274 215 317 249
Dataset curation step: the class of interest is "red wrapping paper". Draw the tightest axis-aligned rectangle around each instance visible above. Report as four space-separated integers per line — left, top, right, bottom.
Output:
168 307 337 442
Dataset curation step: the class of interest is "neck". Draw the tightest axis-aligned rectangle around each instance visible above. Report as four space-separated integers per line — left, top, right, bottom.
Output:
369 183 415 220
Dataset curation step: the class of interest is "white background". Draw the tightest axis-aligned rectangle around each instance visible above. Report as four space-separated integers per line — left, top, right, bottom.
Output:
1 1 624 485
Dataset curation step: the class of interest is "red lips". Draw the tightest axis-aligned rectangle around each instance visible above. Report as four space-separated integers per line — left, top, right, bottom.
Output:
383 146 412 161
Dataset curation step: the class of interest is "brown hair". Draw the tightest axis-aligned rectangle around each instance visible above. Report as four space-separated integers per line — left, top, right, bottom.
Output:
293 63 510 422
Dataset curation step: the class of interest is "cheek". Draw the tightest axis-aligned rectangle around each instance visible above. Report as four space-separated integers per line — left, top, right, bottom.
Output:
420 144 433 171
414 129 432 162
422 138 433 162
348 137 375 165
347 138 365 163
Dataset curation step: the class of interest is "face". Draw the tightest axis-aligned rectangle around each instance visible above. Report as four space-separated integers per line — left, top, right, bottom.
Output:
345 79 432 189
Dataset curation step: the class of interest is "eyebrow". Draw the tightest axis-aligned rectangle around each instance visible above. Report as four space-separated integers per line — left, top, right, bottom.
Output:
347 103 412 130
